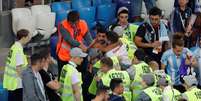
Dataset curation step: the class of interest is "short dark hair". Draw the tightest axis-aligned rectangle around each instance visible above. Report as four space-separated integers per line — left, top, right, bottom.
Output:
149 7 162 16
16 29 29 40
67 10 80 23
100 57 113 68
134 48 146 61
118 10 128 16
31 53 43 65
110 78 123 91
106 31 119 44
172 34 184 48
37 46 50 60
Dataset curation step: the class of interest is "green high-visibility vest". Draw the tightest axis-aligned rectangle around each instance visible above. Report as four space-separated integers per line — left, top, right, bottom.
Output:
120 37 137 60
102 69 131 101
163 87 181 101
184 87 201 101
89 69 131 101
123 24 138 42
59 64 83 101
143 86 162 101
130 62 152 100
3 42 28 90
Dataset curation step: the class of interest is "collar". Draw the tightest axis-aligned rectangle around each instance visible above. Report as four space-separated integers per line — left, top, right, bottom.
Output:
69 61 77 68
15 41 23 49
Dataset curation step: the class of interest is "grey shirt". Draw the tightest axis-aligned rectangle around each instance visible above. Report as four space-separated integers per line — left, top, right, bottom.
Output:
136 92 151 101
22 67 47 101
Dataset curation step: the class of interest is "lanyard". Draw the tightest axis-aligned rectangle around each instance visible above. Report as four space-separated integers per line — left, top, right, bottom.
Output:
179 12 186 31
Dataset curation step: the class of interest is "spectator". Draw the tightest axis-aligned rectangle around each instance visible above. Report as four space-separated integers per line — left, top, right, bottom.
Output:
161 34 196 92
157 78 181 101
181 75 201 101
126 48 152 100
22 53 47 101
131 0 156 22
105 31 131 69
109 24 137 60
116 7 138 43
134 7 169 65
3 29 30 101
38 47 61 101
137 73 162 101
92 86 109 101
170 0 193 48
109 78 126 101
59 47 87 101
56 10 92 78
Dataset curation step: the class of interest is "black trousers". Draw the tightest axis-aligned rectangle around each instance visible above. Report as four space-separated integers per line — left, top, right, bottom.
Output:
57 57 68 80
8 88 23 101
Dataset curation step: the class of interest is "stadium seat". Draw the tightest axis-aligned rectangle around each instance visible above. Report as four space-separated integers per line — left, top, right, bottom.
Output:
72 0 91 10
31 5 57 40
78 6 96 29
92 0 112 6
11 8 37 38
156 0 174 18
97 4 116 26
50 35 59 59
51 2 71 12
55 10 68 26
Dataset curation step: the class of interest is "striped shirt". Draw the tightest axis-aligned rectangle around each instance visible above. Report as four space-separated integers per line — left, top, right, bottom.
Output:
161 48 192 85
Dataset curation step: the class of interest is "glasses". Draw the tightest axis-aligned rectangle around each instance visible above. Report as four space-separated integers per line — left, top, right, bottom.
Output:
119 16 128 19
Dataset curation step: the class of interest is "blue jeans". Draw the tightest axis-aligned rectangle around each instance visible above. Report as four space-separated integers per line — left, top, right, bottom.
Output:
131 0 156 17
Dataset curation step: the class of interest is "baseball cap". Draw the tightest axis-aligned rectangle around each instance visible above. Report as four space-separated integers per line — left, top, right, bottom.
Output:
70 47 87 57
183 75 198 86
142 73 155 86
117 7 129 15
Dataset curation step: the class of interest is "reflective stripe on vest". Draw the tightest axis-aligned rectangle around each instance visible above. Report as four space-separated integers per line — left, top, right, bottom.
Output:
143 86 162 101
102 69 131 101
56 20 88 61
3 42 28 90
59 64 83 101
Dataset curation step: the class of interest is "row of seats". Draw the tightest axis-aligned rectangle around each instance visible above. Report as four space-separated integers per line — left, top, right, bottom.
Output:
51 0 116 29
12 5 57 40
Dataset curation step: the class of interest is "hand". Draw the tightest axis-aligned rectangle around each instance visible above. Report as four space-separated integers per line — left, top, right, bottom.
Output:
185 54 192 65
16 67 22 77
151 41 161 48
79 44 87 52
94 76 101 82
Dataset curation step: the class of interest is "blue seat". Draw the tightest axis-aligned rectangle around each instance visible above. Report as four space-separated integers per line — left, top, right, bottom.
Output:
50 35 59 59
51 2 71 12
78 6 96 29
92 0 112 6
92 0 102 6
55 10 68 26
72 0 91 10
0 83 8 101
116 0 132 19
97 4 116 26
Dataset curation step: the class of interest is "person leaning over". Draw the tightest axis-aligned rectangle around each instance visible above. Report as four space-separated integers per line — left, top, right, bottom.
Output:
56 10 92 78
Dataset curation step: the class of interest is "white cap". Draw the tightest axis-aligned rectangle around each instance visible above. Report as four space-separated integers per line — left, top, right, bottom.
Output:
70 47 87 57
117 7 128 15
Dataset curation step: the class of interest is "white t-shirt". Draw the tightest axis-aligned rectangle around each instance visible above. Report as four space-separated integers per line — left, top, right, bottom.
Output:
15 42 24 89
106 44 131 65
69 61 80 85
